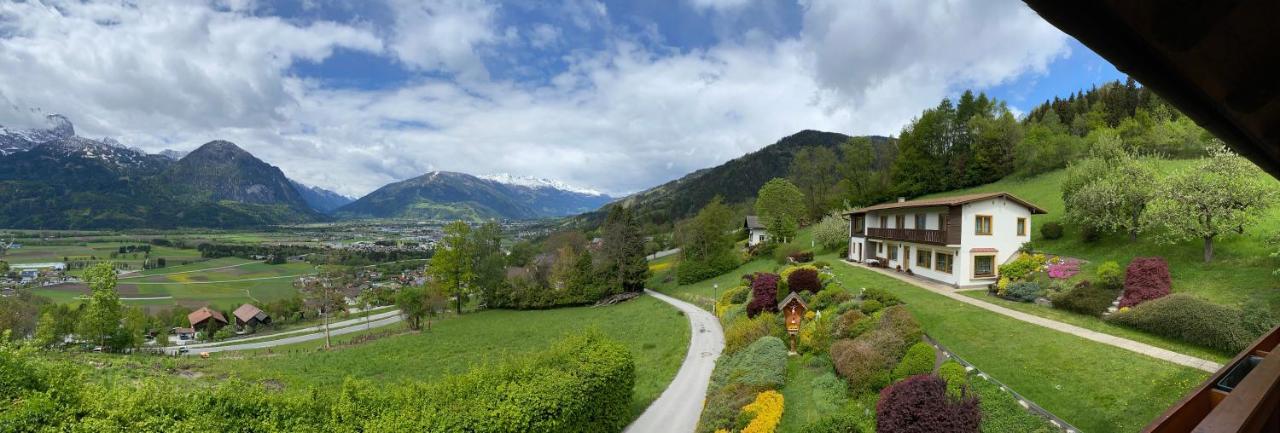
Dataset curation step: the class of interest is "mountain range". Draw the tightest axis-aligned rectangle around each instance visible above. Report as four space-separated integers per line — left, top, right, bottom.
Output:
571 130 894 228
333 171 613 220
0 116 885 229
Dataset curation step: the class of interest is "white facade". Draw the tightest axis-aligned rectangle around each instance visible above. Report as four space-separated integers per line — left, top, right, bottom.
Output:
846 194 1040 288
748 228 768 246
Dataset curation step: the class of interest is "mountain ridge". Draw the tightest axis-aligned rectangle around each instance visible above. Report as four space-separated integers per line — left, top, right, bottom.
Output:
335 171 614 221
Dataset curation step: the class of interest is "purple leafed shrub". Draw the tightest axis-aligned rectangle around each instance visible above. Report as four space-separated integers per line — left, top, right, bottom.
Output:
747 273 780 318
1047 259 1080 279
787 268 822 293
1119 257 1171 308
876 375 981 433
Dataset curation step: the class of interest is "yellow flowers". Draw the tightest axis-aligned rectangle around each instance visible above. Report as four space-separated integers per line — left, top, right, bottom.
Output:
996 276 1010 296
804 310 816 320
648 261 672 272
740 390 784 433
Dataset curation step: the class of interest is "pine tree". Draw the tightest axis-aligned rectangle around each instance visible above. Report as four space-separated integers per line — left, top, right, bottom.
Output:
599 206 648 294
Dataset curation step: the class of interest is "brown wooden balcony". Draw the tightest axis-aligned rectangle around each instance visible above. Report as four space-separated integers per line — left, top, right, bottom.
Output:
1143 324 1280 433
865 227 949 245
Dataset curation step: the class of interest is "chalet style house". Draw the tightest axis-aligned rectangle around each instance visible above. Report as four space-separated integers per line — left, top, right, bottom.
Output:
845 192 1047 288
744 216 768 246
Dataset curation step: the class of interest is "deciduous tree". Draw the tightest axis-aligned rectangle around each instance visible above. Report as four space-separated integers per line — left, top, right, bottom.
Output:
755 178 805 243
1063 132 1156 240
599 205 648 293
1142 146 1274 262
430 221 475 314
77 262 122 349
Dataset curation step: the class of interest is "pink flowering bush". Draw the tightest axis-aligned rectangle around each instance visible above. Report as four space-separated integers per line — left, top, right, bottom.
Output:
1046 259 1080 279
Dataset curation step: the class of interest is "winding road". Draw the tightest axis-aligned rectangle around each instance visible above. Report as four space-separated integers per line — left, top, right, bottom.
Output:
625 289 724 433
165 309 403 355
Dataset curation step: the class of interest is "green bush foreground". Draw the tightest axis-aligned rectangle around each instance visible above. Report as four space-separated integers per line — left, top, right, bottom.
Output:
0 333 634 433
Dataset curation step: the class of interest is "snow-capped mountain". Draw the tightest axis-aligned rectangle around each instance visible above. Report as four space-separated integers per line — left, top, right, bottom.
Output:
0 114 77 156
478 173 607 196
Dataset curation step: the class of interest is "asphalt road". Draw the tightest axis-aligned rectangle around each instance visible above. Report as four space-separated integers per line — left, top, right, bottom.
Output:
625 289 724 433
165 309 402 355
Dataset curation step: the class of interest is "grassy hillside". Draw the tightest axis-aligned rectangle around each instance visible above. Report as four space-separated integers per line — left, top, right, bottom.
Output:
920 159 1280 312
184 296 689 418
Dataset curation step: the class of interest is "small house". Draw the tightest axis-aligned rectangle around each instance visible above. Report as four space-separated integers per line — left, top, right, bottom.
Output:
174 327 196 344
232 303 271 329
187 307 228 335
744 216 768 246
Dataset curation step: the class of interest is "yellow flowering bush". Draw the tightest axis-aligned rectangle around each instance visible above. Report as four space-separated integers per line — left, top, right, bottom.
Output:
741 390 784 433
996 276 1010 296
804 310 816 320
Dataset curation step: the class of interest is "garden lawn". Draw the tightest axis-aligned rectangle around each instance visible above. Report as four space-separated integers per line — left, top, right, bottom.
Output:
826 257 1207 433
193 295 690 418
919 160 1280 314
959 290 1232 363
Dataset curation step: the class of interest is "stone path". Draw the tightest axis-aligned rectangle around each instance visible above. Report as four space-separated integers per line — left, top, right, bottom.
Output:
840 261 1223 373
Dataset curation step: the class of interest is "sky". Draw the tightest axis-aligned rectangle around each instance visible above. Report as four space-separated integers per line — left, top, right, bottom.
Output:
0 0 1125 198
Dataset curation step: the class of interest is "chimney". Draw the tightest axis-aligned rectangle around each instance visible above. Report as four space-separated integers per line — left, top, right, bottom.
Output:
897 197 906 203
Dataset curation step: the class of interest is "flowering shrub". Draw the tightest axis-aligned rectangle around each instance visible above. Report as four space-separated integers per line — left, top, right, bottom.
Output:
1119 257 1171 308
724 313 781 355
995 276 1010 296
747 273 781 318
1046 258 1080 279
741 390 785 433
998 253 1046 282
787 267 823 293
876 375 981 433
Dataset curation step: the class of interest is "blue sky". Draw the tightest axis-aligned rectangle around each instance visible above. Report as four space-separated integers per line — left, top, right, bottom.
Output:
0 0 1128 197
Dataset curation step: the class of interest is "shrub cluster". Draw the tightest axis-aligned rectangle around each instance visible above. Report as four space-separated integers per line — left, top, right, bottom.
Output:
1105 294 1277 353
1049 280 1117 316
832 310 869 339
1046 258 1080 279
1095 261 1123 290
861 287 903 307
811 288 854 311
700 336 789 433
739 390 784 433
876 375 981 433
786 268 823 293
892 342 937 381
724 313 782 355
1039 222 1063 240
1001 281 1042 303
788 250 815 263
678 252 742 284
937 361 968 398
802 414 866 433
997 254 1045 282
1 333 635 432
1119 257 1171 308
747 273 781 318
860 299 884 314
830 306 922 391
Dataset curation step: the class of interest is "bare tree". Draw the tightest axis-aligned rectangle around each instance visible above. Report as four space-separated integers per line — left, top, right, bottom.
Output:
296 271 350 349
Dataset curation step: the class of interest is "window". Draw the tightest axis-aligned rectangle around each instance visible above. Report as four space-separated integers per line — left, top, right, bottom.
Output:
888 243 898 260
974 255 996 278
916 248 932 268
975 215 992 235
915 214 927 229
938 213 948 230
1017 218 1026 236
895 215 905 229
935 252 952 274
853 216 865 234
880 215 887 228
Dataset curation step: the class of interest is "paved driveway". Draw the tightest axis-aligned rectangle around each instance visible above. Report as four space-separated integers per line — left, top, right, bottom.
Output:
625 289 724 433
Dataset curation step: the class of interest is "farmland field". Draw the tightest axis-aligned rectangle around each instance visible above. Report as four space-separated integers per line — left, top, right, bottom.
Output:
31 257 319 311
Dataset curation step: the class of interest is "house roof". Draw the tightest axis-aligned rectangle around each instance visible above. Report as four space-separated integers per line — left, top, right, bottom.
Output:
187 307 227 327
744 215 765 230
971 248 999 253
174 327 195 334
845 192 1048 215
233 304 267 323
777 291 808 311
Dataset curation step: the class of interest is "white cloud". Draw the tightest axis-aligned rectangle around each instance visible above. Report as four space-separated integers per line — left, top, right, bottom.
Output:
689 0 756 13
0 0 1074 199
799 0 1069 132
386 0 499 79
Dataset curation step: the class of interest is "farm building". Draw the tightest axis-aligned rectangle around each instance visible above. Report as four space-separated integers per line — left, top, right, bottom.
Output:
232 304 271 329
187 307 228 334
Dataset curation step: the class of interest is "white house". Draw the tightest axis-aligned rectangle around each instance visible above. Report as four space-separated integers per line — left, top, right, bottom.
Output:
844 192 1047 288
744 216 768 246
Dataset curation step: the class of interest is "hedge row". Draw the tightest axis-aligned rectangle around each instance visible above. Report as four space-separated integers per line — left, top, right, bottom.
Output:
1106 294 1276 353
0 333 635 433
699 336 789 433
